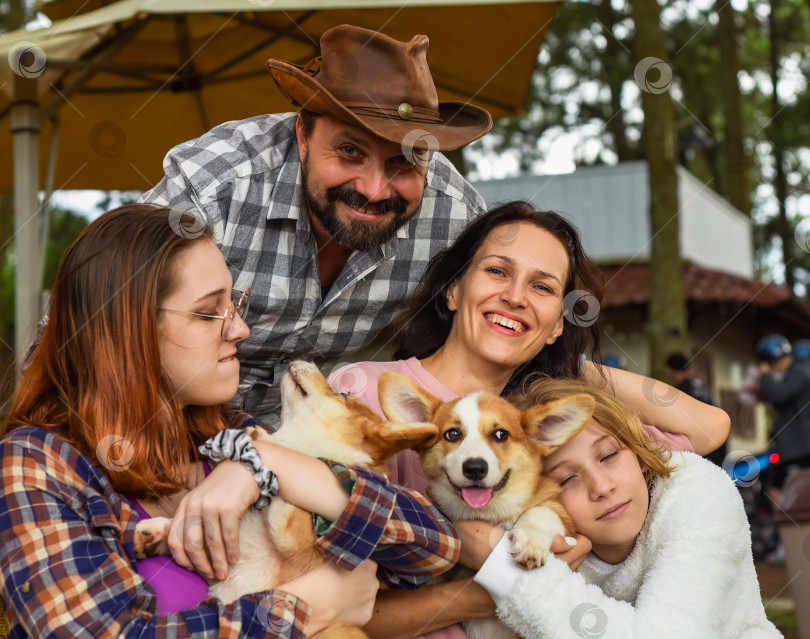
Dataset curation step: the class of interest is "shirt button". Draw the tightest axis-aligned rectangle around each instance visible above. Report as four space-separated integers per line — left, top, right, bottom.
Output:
21 581 30 593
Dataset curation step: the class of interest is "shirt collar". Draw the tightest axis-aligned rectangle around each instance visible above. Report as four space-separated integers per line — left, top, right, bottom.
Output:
266 135 306 223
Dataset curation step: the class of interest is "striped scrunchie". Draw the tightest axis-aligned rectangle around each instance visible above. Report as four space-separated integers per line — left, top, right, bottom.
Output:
199 429 278 509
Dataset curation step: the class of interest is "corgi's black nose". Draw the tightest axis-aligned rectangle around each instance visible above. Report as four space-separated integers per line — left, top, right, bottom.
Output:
462 458 488 481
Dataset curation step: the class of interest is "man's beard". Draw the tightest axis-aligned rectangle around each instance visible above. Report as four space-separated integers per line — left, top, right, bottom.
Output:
302 155 416 252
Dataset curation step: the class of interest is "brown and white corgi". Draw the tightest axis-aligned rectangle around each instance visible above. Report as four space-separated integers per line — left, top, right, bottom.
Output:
133 361 438 639
378 372 595 639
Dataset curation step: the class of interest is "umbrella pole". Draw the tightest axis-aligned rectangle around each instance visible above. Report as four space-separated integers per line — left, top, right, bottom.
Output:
11 73 41 371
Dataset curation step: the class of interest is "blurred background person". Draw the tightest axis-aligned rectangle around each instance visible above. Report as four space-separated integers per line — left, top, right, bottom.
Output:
666 352 724 466
756 334 810 504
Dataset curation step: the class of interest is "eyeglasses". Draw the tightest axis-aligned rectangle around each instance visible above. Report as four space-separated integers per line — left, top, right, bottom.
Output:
159 289 251 341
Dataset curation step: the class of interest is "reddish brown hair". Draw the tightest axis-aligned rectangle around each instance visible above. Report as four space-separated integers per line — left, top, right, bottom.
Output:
2 204 234 497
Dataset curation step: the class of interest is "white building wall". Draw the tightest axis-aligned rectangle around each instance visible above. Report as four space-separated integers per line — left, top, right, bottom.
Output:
677 168 754 278
470 161 753 277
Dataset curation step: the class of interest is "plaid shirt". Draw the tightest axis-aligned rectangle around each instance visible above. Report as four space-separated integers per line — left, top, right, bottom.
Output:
139 113 486 427
0 427 460 638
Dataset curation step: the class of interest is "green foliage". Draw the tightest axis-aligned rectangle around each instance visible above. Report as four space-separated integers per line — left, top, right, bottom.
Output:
0 207 88 374
0 207 90 305
472 0 810 296
42 209 90 289
475 0 641 170
0 0 34 33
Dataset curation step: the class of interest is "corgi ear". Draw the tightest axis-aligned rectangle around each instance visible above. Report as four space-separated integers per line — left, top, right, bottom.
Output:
378 372 443 425
522 394 594 454
367 422 440 459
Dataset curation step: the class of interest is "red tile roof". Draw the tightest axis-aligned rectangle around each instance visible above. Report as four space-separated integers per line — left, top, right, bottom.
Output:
600 263 792 308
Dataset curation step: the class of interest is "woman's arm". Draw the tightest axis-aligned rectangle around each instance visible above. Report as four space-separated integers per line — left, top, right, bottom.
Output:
364 579 493 639
581 362 730 456
362 522 593 639
308 462 460 589
168 443 351 580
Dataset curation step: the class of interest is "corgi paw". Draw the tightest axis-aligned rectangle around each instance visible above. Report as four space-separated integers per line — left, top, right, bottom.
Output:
133 517 172 558
508 526 555 570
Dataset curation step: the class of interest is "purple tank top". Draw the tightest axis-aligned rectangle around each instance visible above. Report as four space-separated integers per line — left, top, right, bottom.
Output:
131 460 212 614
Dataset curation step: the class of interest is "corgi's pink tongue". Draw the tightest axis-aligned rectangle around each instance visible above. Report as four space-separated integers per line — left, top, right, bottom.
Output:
461 487 493 509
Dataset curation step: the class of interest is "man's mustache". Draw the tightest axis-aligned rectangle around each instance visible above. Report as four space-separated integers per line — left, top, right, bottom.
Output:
326 186 408 217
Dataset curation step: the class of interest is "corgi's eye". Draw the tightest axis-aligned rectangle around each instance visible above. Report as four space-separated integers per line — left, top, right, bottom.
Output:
444 428 461 442
492 429 509 442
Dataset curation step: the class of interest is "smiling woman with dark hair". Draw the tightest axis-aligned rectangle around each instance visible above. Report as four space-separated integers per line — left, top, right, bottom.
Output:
390 200 605 386
0 204 459 638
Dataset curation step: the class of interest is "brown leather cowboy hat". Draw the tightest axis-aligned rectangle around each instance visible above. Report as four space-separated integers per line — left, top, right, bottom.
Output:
266 25 492 152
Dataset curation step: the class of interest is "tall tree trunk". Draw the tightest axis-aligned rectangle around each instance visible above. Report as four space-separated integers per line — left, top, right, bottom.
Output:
768 0 794 293
629 0 688 378
600 0 633 161
716 0 751 216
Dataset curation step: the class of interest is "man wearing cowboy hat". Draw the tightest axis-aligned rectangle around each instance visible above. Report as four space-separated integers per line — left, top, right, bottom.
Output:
140 24 492 427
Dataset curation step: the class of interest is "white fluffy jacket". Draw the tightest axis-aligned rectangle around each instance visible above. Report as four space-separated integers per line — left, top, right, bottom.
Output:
475 452 782 638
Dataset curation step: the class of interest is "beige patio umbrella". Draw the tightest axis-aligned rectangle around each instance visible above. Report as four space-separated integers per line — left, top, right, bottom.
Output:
0 0 560 359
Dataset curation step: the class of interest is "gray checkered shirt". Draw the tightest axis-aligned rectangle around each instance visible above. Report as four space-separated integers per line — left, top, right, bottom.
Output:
140 112 486 427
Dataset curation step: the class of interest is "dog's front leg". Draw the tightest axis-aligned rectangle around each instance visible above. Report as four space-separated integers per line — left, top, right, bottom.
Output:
508 503 567 569
133 516 173 558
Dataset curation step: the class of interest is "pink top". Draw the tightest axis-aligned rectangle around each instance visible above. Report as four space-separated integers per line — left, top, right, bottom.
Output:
328 358 694 639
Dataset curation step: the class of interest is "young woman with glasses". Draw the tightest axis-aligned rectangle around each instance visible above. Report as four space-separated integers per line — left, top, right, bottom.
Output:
0 204 459 637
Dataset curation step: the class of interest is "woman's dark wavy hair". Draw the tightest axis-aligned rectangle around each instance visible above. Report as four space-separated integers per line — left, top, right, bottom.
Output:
391 200 604 392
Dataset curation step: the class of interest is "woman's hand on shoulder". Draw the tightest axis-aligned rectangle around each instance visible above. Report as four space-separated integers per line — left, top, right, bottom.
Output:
168 459 259 580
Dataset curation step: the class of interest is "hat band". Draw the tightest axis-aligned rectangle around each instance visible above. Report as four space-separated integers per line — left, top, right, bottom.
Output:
345 103 443 124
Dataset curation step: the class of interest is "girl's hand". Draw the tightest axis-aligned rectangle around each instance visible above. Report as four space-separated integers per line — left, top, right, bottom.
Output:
281 560 380 634
168 460 259 580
